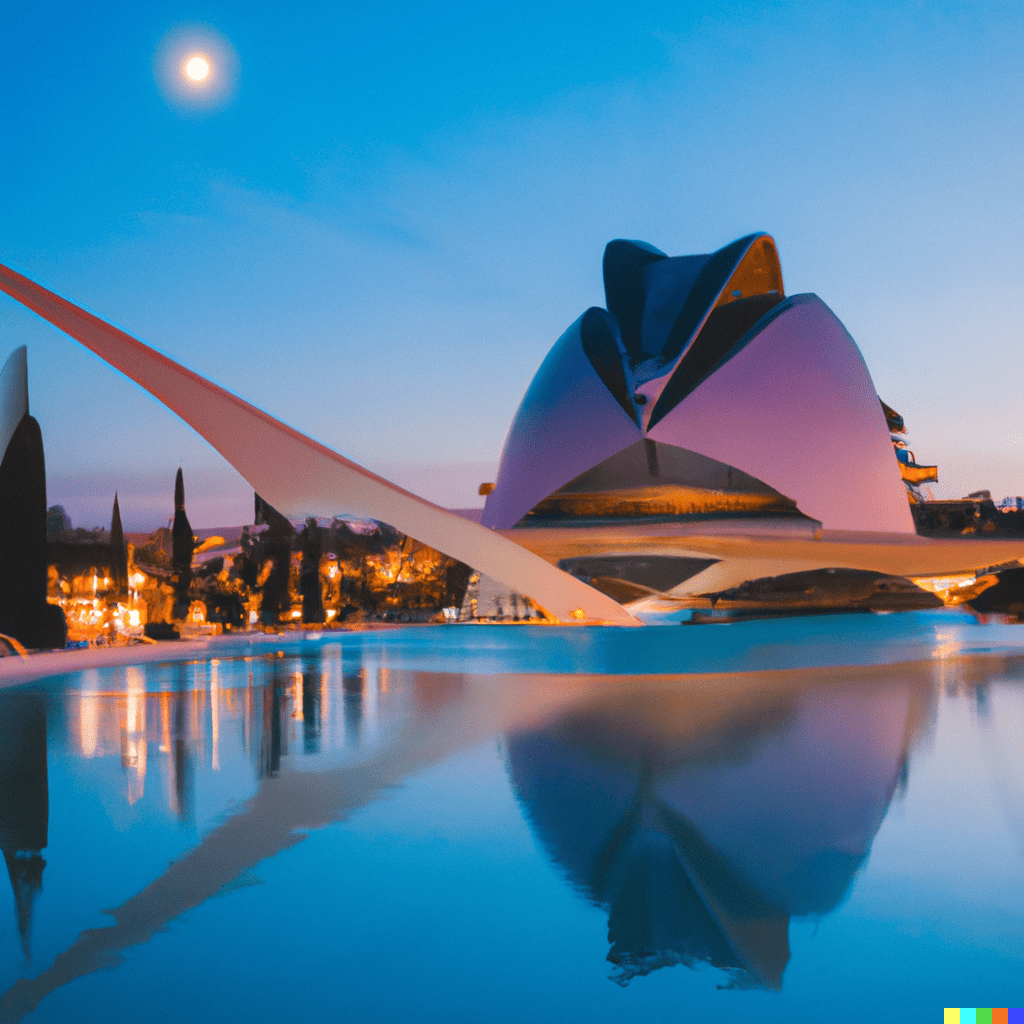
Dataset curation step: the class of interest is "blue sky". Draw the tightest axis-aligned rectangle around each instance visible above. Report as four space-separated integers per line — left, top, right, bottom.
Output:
1 0 1023 530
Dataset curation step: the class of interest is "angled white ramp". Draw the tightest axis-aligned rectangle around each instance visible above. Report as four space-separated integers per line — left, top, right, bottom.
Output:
0 262 640 625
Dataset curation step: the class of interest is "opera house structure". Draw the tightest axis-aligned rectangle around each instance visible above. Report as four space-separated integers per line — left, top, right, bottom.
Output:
482 234 907 535
4 235 1024 623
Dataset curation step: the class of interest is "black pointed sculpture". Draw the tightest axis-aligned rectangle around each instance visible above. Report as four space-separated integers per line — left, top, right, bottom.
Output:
171 468 194 619
0 347 66 649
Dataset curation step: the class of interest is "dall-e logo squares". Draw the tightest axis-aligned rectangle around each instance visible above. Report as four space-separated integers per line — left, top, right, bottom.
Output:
945 1011 1024 1023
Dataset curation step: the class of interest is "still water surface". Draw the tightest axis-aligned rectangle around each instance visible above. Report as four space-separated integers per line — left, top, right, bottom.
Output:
1 615 1023 1022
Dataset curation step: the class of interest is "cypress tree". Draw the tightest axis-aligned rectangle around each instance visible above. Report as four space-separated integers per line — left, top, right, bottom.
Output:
171 468 194 619
109 493 128 601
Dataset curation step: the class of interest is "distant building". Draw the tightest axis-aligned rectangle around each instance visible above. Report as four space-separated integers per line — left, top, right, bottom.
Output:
880 399 938 500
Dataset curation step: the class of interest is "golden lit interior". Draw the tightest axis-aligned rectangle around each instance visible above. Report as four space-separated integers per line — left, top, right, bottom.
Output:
525 484 798 521
715 235 784 307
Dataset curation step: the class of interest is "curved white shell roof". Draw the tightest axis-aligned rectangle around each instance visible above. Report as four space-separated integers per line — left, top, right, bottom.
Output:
649 295 913 533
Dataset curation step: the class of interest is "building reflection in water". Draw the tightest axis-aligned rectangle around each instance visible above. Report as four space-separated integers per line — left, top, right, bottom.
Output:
5 650 1014 1022
0 692 48 961
506 669 938 989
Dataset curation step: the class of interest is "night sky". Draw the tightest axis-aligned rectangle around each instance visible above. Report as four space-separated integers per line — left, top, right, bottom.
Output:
1 1 1022 530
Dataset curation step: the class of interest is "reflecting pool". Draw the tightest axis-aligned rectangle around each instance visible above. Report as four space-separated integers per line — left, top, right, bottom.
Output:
2 615 1024 1022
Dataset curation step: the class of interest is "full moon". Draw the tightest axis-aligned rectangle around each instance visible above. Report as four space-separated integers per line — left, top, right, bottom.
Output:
185 55 210 82
155 26 238 110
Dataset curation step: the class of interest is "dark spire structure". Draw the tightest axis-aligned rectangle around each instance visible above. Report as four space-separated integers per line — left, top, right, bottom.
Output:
171 468 194 619
0 347 65 649
0 692 49 960
109 492 128 601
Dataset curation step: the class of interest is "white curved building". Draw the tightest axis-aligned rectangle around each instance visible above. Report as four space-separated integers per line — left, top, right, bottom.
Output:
483 234 912 536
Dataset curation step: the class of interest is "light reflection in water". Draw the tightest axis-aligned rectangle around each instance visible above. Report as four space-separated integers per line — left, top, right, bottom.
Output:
209 662 219 773
77 670 99 760
0 644 1022 1022
121 667 146 803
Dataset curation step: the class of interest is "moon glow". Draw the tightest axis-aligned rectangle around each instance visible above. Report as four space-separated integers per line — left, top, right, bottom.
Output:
155 25 239 112
185 56 211 82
